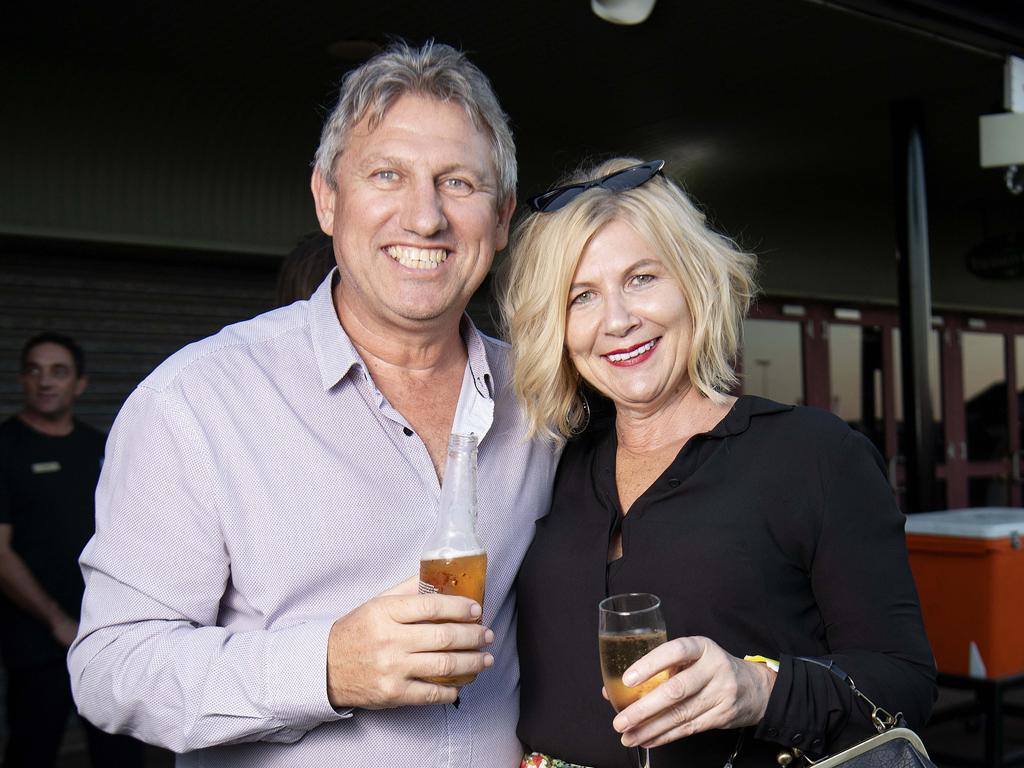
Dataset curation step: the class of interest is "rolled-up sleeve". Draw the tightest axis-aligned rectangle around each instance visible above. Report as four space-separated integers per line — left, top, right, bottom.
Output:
68 384 347 753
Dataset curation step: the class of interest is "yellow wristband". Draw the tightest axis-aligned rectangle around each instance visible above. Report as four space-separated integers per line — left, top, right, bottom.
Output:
744 654 780 672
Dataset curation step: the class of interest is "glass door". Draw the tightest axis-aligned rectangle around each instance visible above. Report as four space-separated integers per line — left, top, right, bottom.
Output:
741 311 806 406
746 300 1023 510
947 319 1024 508
961 327 1009 505
891 325 945 509
1015 335 1024 506
828 321 885 453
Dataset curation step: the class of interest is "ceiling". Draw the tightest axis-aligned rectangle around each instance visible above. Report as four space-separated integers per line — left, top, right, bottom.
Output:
4 0 1023 308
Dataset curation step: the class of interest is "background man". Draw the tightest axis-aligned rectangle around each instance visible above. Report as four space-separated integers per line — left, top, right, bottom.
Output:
0 333 143 767
69 41 556 766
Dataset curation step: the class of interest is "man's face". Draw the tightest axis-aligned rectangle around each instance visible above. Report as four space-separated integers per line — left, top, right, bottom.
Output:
312 93 514 332
19 342 87 420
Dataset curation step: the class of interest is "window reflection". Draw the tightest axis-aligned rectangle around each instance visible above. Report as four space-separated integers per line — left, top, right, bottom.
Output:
1017 335 1024 455
970 477 1009 507
741 319 803 405
892 328 944 461
962 332 1006 463
829 324 884 454
962 332 1009 507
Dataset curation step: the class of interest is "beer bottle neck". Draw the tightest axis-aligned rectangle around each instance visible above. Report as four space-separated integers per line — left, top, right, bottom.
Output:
426 434 481 556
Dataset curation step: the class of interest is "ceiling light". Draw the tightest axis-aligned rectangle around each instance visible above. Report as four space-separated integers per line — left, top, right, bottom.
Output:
591 0 657 25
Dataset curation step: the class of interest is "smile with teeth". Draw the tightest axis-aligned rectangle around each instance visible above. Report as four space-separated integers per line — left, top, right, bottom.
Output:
605 338 658 362
385 245 448 270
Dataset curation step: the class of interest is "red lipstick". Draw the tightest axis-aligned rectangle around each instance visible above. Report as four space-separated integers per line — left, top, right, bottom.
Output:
603 338 660 367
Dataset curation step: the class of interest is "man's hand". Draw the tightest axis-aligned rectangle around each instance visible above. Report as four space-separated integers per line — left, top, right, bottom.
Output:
0 523 81 649
610 635 777 749
326 580 494 709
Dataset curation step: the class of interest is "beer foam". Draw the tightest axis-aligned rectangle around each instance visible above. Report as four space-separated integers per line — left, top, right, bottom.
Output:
421 547 485 561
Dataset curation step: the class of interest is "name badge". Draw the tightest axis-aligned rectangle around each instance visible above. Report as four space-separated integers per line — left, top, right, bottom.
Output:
31 461 61 474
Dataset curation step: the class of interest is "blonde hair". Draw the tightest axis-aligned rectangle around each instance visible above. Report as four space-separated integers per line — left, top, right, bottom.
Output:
499 157 757 441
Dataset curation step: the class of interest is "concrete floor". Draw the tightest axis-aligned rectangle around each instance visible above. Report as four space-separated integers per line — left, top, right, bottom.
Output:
915 683 1024 767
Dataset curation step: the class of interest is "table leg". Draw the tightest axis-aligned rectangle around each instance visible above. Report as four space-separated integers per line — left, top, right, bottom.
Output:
983 680 1003 768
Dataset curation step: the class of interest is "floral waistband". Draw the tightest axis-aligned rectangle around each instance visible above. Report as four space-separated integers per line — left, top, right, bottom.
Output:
521 751 592 768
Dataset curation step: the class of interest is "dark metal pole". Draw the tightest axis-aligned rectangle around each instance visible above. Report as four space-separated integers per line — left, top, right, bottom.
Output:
892 102 937 513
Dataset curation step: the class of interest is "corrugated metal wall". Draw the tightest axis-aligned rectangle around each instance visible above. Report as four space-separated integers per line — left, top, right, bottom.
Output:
0 238 279 431
0 58 321 255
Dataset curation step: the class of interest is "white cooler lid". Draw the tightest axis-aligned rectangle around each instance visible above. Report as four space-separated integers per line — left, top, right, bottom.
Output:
904 507 1024 539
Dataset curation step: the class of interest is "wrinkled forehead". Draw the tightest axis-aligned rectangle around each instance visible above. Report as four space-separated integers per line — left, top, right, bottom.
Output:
343 93 496 169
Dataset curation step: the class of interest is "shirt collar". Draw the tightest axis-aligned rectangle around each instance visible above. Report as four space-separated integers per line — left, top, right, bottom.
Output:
308 268 495 399
705 394 793 439
461 314 494 400
593 394 793 469
309 269 362 391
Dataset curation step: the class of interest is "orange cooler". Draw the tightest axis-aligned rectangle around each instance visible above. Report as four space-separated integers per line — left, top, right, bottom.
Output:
905 508 1024 678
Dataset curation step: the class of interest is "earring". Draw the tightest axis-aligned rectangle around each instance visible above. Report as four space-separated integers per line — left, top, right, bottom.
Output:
570 388 591 436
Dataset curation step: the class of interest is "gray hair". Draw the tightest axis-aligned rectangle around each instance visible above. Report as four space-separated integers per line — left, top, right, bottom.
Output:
313 40 517 205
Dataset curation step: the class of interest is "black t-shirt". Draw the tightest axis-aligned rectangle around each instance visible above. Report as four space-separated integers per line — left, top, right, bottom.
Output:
0 416 106 667
516 396 935 768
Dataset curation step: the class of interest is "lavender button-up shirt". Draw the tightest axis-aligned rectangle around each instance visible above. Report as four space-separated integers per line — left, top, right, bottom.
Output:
69 272 557 767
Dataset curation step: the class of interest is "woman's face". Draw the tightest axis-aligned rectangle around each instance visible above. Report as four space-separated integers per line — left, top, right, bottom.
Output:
565 219 693 413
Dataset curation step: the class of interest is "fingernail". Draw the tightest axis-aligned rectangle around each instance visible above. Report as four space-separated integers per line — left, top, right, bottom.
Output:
621 734 634 747
484 629 495 644
622 670 637 686
613 715 627 732
483 653 494 667
469 603 482 617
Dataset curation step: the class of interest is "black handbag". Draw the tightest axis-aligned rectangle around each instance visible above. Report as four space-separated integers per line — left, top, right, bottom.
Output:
775 657 935 768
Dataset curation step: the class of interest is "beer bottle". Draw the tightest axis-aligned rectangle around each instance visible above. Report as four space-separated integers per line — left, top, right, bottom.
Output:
419 433 487 685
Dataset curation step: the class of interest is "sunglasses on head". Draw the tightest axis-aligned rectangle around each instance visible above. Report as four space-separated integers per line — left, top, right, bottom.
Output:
527 159 666 213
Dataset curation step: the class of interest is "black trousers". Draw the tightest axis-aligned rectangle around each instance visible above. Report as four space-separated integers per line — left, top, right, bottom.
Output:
3 660 146 768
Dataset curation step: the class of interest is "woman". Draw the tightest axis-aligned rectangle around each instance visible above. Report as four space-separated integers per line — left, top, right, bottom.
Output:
500 158 935 768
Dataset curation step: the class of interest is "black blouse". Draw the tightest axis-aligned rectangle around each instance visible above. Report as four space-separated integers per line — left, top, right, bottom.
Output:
516 396 935 768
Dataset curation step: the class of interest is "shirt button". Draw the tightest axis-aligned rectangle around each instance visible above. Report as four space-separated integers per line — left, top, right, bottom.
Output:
668 478 681 488
791 733 804 745
403 427 414 436
811 739 822 748
768 727 779 737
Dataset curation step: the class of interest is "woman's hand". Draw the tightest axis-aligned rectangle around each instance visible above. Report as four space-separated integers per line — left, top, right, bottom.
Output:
609 636 777 749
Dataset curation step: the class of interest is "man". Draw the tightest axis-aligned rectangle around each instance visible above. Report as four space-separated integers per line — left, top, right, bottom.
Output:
68 42 556 766
0 334 144 767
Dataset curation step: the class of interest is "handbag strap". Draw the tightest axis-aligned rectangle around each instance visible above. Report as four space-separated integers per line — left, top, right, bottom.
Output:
793 656 901 734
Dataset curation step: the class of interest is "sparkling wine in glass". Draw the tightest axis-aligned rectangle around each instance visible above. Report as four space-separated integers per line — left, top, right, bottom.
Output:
599 593 670 768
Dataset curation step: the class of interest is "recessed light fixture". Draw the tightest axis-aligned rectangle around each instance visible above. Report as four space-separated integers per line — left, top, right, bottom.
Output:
591 0 657 25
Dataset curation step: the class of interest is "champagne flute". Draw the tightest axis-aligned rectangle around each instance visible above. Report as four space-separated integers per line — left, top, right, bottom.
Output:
599 593 670 768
